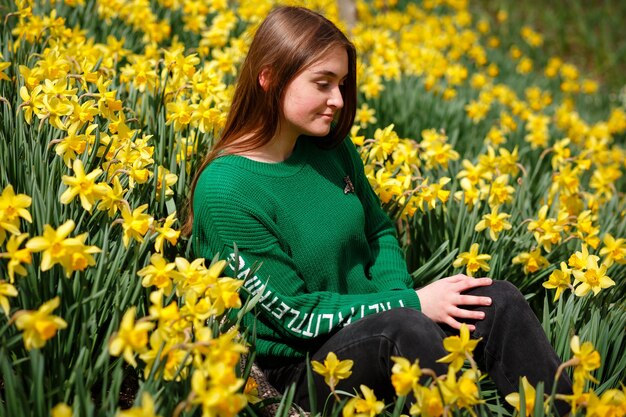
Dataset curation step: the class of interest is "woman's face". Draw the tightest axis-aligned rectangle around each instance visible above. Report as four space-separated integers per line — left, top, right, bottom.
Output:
279 45 348 141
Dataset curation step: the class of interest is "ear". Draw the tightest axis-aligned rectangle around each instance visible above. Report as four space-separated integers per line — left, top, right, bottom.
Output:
258 68 271 91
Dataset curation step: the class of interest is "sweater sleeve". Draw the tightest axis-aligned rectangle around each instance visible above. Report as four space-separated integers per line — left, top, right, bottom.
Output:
342 139 418 295
192 167 421 343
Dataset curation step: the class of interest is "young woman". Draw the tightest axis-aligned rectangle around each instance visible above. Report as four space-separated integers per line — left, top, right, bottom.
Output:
185 5 571 414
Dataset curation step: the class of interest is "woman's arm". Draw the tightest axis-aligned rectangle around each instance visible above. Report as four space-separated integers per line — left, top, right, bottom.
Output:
192 170 421 342
342 139 492 330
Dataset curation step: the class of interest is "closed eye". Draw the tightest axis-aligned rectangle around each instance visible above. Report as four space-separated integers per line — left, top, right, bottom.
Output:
316 82 331 90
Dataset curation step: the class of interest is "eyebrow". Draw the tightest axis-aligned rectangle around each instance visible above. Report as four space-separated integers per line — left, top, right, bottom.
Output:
312 70 348 79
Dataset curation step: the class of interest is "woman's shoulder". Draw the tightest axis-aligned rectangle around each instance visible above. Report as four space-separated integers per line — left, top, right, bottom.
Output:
197 156 252 188
194 157 259 208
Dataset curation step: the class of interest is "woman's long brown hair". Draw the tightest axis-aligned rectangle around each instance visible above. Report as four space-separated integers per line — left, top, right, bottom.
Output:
182 6 357 236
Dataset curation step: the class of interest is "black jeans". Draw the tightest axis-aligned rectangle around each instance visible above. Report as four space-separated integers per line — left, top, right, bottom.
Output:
259 281 572 414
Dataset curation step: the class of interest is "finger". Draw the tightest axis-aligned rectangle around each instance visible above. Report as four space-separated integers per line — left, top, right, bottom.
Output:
444 274 465 283
457 294 492 307
457 277 492 291
450 306 486 321
445 316 475 331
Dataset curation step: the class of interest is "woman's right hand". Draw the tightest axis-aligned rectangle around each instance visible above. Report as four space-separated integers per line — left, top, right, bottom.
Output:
415 274 493 331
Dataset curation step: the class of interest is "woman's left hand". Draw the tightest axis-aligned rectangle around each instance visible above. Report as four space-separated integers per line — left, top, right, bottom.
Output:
415 274 493 330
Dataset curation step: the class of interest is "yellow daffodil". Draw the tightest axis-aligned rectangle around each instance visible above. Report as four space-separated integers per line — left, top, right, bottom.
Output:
457 159 488 185
109 307 155 367
439 368 483 409
437 323 481 371
0 185 32 244
243 377 262 405
0 281 18 316
54 122 96 168
516 56 533 75
60 159 108 212
183 293 212 324
40 91 73 130
14 297 67 350
148 290 180 327
350 125 365 147
524 113 550 149
527 206 568 249
607 108 626 134
496 146 519 174
418 177 451 212
155 166 177 201
474 206 512 241
342 385 385 417
68 100 99 127
120 204 153 247
410 385 444 417
26 220 75 271
599 233 626 267
545 57 563 78
484 174 516 208
421 138 460 170
0 233 32 282
117 392 162 417
454 178 481 210
0 53 10 81
311 351 354 391
51 402 73 417
208 277 243 316
137 253 177 295
154 212 180 254
368 167 402 204
390 356 421 396
572 256 615 297
453 243 491 277
521 26 543 47
542 262 572 301
355 103 377 128
360 72 384 99
19 84 43 125
367 124 399 162
570 335 601 384
446 63 468 86
58 232 101 277
584 389 626 417
568 243 595 270
505 377 536 417
465 100 490 123
97 176 126 218
550 138 572 169
200 327 247 369
139 331 191 381
574 210 601 249
551 164 581 200
190 368 247 417
173 257 212 295
512 247 549 275
25 219 100 277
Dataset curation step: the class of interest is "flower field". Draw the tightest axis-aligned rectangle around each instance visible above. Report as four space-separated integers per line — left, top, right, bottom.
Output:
0 0 625 416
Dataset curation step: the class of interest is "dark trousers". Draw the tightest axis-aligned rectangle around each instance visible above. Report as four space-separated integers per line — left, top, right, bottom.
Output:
259 281 572 414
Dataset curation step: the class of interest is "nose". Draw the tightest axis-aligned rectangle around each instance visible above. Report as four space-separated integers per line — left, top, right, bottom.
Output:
328 85 344 109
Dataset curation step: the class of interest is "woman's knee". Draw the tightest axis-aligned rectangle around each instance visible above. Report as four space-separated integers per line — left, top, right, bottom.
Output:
351 308 448 373
479 280 526 307
372 308 444 340
339 308 445 357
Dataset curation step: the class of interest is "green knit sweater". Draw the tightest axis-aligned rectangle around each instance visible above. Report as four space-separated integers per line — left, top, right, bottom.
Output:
192 136 421 361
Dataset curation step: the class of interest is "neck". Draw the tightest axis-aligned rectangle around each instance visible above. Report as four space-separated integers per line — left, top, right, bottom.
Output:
236 125 299 163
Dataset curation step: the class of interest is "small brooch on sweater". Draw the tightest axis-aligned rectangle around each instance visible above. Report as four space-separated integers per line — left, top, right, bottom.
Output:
343 175 355 194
